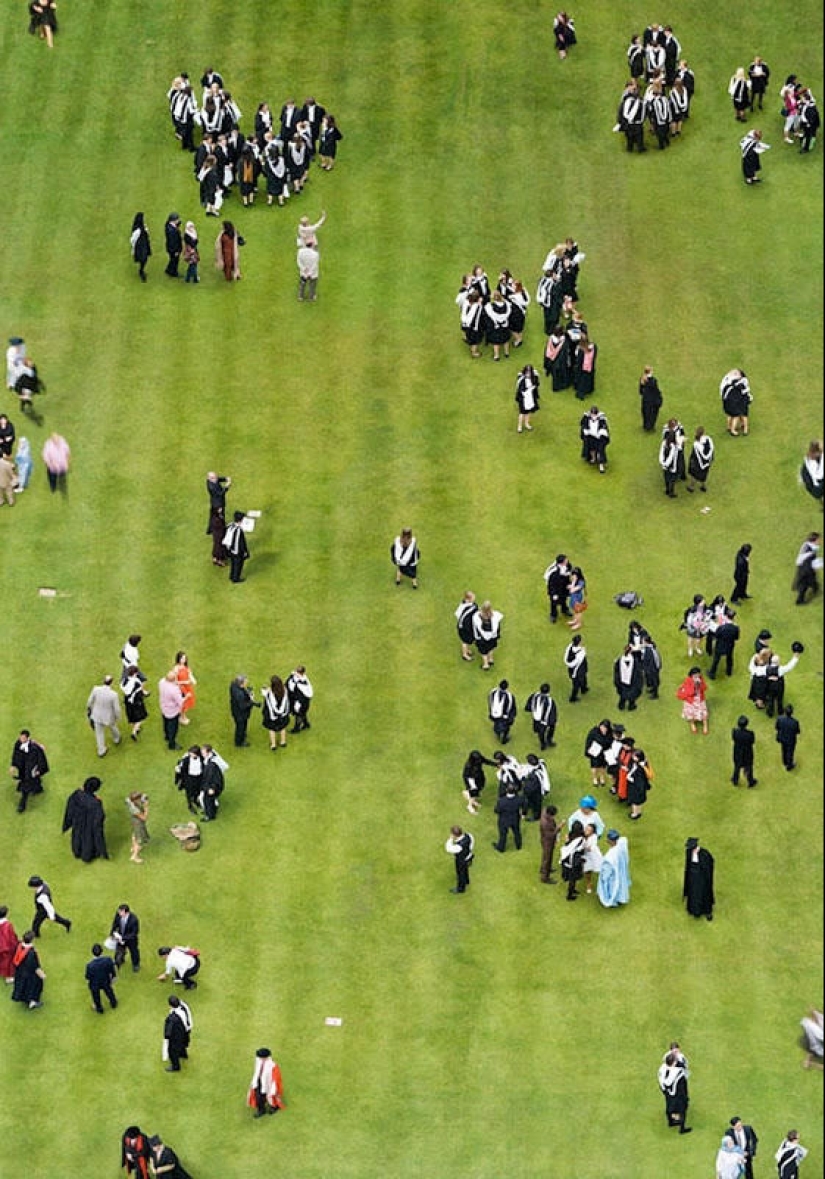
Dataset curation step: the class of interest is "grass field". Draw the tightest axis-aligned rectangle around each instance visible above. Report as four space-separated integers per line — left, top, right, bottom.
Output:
0 2 822 1177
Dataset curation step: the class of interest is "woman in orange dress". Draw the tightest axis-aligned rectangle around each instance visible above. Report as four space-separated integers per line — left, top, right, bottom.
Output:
174 652 197 726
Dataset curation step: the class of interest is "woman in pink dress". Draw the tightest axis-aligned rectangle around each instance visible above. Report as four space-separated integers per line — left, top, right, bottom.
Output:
174 652 197 726
676 667 708 735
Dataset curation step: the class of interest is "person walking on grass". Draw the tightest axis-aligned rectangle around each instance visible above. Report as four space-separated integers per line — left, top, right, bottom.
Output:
158 671 184 751
539 804 561 884
793 532 822 604
492 781 523 853
247 1048 286 1117
122 666 149 741
11 931 45 1009
731 715 757 787
41 432 70 493
126 792 150 862
564 634 588 702
162 998 192 1073
85 943 118 1014
148 1135 193 1177
724 1117 758 1179
391 528 420 588
9 729 49 814
28 876 71 936
775 704 801 771
445 825 474 893
121 1126 151 1177
86 676 122 758
515 364 541 433
110 903 141 970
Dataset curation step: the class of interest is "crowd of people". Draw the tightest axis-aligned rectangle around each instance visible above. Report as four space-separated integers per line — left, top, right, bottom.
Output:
616 24 694 152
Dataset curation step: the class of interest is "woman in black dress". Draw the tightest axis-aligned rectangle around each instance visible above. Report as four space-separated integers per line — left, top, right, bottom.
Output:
318 114 343 170
515 364 540 433
129 213 151 283
29 0 57 47
262 676 291 750
122 665 149 740
572 338 597 400
455 591 478 661
462 750 496 814
553 12 576 59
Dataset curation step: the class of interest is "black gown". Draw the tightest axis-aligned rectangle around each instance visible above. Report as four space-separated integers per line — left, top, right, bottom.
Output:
12 945 43 1005
683 848 715 916
62 790 108 862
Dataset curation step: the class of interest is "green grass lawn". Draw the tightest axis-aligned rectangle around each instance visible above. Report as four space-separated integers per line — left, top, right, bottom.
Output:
0 2 822 1176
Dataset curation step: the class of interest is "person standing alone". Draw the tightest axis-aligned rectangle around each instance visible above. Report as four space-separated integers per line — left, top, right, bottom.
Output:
731 715 757 786
445 825 474 893
297 242 320 301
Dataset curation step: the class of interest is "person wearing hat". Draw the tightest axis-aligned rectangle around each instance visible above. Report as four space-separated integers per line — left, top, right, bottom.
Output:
247 1047 285 1117
764 645 802 718
164 213 183 277
567 795 605 838
223 511 250 583
683 838 714 920
723 1116 758 1179
754 628 772 655
9 729 50 813
28 875 71 936
148 1134 193 1177
731 716 757 787
62 776 108 861
775 704 801 771
597 829 631 907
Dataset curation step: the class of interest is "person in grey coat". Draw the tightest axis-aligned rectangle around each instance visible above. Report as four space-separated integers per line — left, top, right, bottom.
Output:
86 676 122 757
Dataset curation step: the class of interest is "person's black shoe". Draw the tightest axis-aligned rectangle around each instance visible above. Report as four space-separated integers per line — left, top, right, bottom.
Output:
491 843 503 853
449 888 464 894
165 1066 180 1072
65 921 72 933
679 1126 693 1135
706 914 713 921
748 779 758 788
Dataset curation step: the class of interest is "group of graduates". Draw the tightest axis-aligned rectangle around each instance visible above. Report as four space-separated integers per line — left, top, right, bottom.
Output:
455 265 531 360
617 23 695 152
166 70 342 215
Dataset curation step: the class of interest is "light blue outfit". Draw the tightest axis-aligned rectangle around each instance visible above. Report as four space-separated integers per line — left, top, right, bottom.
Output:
14 437 32 489
715 1136 745 1179
597 836 631 907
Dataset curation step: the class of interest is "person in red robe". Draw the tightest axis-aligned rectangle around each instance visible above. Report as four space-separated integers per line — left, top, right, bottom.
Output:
247 1048 285 1117
0 906 18 982
121 1126 151 1178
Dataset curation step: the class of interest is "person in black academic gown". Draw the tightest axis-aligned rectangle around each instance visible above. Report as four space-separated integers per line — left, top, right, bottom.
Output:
62 777 108 862
10 730 49 813
12 932 45 1008
683 837 714 919
149 1135 193 1178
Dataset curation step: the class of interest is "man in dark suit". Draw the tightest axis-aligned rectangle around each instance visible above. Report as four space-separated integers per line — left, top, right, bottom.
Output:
199 744 224 820
223 511 250 582
708 609 740 678
230 675 259 746
205 471 231 525
544 554 572 622
164 213 182 277
524 683 557 748
110 903 140 972
85 943 118 1014
9 729 49 813
493 783 523 852
775 704 801 771
163 995 192 1072
731 716 757 787
724 1117 758 1179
